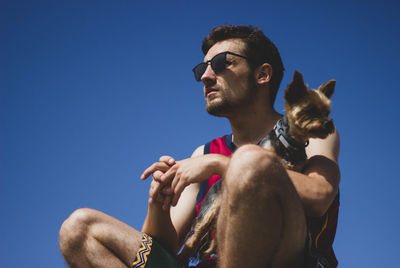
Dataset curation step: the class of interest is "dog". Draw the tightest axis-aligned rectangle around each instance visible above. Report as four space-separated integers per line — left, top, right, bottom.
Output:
259 70 336 171
179 70 336 263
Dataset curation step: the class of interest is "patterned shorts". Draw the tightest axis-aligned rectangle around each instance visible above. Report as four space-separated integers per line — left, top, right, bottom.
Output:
131 233 186 268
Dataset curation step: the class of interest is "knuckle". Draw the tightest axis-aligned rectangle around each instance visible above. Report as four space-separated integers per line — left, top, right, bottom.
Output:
159 155 170 162
152 173 160 181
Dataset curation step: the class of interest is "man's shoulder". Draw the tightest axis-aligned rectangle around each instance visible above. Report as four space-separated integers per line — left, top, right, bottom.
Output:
192 135 231 157
306 129 340 163
191 144 205 157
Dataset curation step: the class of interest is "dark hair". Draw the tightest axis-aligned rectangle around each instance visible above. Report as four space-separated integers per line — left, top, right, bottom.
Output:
202 25 284 104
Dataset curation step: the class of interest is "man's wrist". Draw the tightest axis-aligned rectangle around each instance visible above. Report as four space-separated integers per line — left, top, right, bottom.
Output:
148 198 170 212
209 154 229 177
143 200 171 233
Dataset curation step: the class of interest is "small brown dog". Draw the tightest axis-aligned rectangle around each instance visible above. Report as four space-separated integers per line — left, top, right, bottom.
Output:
259 70 336 171
179 71 336 264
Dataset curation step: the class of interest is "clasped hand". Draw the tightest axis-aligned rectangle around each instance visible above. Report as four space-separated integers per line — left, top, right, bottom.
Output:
141 155 217 210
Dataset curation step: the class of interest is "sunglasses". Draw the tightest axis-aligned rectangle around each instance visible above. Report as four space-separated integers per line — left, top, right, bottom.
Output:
192 51 248 81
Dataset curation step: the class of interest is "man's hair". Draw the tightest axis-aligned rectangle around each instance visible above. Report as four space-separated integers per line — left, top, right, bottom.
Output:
202 25 284 105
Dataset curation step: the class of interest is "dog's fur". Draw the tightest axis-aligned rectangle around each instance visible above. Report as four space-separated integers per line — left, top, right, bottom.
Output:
179 71 336 264
260 70 335 171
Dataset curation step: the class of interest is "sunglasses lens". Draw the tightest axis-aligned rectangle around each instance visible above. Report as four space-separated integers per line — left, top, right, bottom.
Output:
211 52 227 74
193 63 207 81
192 52 228 81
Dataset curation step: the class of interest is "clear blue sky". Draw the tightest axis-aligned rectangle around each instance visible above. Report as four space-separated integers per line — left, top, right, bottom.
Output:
1 0 399 267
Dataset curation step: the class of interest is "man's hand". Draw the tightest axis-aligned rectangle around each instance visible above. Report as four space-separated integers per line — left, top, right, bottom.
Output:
141 155 176 210
160 154 229 207
141 153 229 210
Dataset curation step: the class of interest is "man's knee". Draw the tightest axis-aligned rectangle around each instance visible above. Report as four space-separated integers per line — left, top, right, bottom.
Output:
225 144 285 193
59 208 97 255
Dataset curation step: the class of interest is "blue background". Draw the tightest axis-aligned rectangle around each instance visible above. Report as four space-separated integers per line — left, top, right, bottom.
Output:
1 0 399 267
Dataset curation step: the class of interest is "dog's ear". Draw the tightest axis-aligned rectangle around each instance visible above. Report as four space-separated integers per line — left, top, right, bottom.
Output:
318 80 336 99
284 70 308 104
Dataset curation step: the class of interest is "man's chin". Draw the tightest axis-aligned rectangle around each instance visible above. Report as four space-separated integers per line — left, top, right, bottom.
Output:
207 110 224 117
206 103 231 117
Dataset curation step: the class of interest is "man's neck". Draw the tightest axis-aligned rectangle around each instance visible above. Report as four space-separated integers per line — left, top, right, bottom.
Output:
228 105 282 147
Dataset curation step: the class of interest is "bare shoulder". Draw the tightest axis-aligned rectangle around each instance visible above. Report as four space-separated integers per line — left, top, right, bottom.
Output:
191 145 205 157
306 128 340 163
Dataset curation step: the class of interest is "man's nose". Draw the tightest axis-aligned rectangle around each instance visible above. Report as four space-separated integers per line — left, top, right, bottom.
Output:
201 64 216 83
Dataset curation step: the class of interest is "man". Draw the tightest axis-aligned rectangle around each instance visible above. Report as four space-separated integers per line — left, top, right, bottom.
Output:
59 25 340 268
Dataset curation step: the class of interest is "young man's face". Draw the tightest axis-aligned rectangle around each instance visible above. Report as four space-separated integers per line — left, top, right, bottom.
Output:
201 39 257 117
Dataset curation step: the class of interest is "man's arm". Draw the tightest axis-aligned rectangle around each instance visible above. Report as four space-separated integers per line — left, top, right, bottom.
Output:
287 129 341 217
141 146 204 253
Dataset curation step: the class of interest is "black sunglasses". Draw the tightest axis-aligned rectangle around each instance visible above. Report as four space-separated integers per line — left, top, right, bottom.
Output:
192 51 248 81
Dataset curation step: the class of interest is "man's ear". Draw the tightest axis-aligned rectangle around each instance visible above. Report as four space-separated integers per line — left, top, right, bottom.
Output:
255 63 272 85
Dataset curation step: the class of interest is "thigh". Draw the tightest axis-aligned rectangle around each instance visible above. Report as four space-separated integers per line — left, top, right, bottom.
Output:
270 174 308 268
219 145 307 268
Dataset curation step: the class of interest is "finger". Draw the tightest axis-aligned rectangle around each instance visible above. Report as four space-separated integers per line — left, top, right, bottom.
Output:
170 171 181 190
149 180 164 203
160 165 177 184
163 195 173 211
151 171 171 204
159 155 176 166
164 166 182 198
141 162 171 180
172 180 186 206
148 181 159 203
142 162 169 180
152 170 164 182
161 185 173 195
170 172 186 206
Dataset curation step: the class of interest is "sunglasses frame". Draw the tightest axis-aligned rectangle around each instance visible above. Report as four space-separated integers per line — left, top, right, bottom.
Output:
192 51 248 81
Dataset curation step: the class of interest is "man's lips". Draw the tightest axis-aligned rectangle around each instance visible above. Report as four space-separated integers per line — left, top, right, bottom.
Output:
205 88 218 97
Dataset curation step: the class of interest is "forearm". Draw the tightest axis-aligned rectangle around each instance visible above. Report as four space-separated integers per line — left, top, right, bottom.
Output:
287 156 340 216
140 152 230 252
142 202 179 253
205 153 230 177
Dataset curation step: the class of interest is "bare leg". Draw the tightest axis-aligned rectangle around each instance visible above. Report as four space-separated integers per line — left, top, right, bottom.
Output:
217 145 307 268
59 208 143 268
